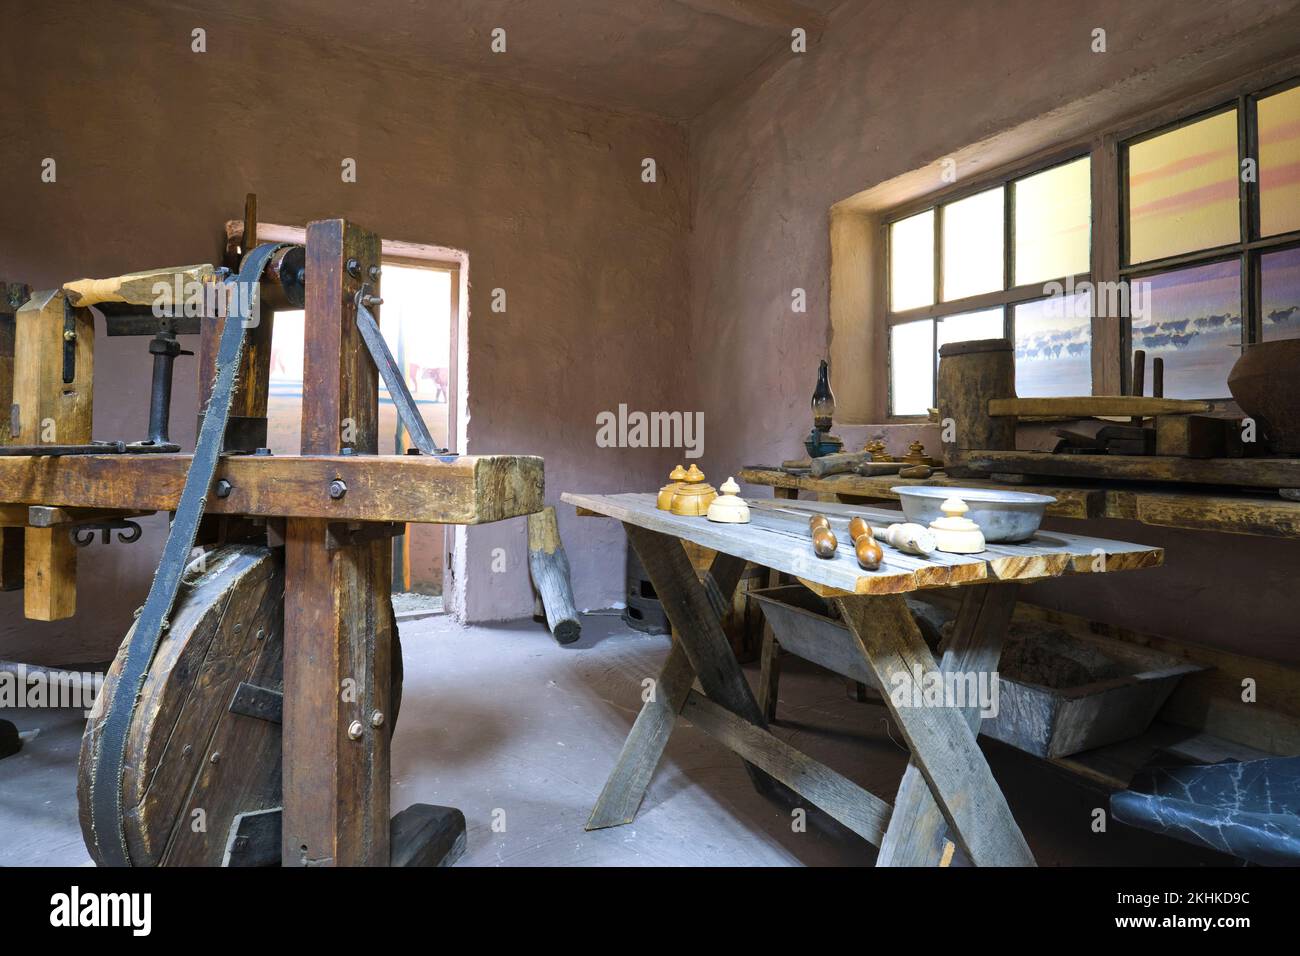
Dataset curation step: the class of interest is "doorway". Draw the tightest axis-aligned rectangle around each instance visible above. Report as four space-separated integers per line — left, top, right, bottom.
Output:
266 258 456 596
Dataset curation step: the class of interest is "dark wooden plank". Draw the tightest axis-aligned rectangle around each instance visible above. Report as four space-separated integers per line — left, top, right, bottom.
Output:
301 219 380 455
836 592 1035 867
875 583 1020 867
963 449 1300 490
680 690 890 846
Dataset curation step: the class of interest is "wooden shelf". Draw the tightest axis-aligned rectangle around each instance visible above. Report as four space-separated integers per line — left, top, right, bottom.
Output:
738 466 1300 539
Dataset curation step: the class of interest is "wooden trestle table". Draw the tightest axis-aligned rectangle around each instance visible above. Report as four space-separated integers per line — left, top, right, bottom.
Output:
562 491 1164 867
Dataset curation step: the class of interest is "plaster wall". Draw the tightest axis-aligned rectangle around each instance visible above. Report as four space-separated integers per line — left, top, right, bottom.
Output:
0 0 686 663
687 0 1300 665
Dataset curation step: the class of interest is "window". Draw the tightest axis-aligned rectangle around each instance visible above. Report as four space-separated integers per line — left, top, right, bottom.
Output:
886 156 1091 415
1120 79 1300 399
880 71 1300 418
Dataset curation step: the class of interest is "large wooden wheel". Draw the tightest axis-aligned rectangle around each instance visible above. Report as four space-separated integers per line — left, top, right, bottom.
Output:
77 544 402 866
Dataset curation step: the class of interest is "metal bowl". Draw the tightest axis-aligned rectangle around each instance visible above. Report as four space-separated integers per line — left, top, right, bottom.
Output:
891 486 1056 543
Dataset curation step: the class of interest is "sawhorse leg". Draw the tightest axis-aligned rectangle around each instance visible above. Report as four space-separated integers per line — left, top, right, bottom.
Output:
587 525 773 829
875 583 1021 866
836 587 1034 867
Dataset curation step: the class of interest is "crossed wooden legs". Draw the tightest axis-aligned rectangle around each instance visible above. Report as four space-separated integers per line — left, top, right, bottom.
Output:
588 525 1033 866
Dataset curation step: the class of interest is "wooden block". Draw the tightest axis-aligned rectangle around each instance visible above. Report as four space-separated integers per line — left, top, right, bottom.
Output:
1155 414 1230 458
12 289 94 446
24 525 75 620
389 804 467 867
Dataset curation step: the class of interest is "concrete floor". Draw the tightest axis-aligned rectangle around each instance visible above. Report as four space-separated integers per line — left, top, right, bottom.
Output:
0 612 1231 867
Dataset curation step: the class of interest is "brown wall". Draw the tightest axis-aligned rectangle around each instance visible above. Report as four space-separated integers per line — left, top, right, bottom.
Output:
0 0 686 663
687 0 1300 666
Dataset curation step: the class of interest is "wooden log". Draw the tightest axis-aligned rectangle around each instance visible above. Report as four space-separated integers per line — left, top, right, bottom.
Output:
24 525 75 620
62 264 215 308
527 505 581 644
936 339 1016 464
809 450 869 478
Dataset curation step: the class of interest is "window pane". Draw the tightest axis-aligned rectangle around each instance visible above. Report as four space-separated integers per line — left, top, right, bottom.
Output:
1259 85 1300 237
890 210 934 311
937 307 1004 348
1013 291 1092 397
1262 245 1300 341
890 319 934 415
942 186 1004 301
1014 157 1091 286
1131 259 1241 398
1127 109 1240 264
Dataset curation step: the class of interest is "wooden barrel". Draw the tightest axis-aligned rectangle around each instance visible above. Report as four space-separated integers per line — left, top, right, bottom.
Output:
936 338 1016 466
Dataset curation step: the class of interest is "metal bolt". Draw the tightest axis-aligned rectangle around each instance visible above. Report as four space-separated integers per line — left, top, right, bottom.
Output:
182 744 193 757
346 257 362 279
215 478 232 498
209 752 221 764
329 479 348 499
370 710 384 728
348 720 364 740
256 627 265 641
63 329 76 341
367 265 381 280
254 447 273 456
361 294 383 308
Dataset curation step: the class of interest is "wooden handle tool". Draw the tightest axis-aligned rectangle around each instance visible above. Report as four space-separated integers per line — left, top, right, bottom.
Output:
872 522 935 557
809 451 870 478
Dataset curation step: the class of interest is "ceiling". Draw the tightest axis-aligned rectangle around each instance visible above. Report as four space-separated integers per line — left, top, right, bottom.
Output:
151 0 844 119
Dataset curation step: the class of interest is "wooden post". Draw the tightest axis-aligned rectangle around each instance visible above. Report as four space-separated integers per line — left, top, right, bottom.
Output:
23 525 76 620
0 287 20 588
527 505 581 644
12 289 92 618
282 219 392 867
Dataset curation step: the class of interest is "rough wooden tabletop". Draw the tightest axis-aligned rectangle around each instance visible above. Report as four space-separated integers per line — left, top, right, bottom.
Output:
563 491 1163 597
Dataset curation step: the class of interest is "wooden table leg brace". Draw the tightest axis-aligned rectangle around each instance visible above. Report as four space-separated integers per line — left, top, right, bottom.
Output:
587 525 891 847
836 586 1036 867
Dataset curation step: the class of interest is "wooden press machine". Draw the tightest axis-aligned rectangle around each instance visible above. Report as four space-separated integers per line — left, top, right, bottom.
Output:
0 217 544 866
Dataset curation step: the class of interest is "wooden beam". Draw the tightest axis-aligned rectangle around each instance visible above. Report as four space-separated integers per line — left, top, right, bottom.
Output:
961 449 1300 489
0 527 22 591
836 593 1035 867
0 453 543 524
283 218 391 868
988 396 1211 418
674 0 827 34
62 264 214 308
875 584 1020 866
24 525 75 620
680 689 890 846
